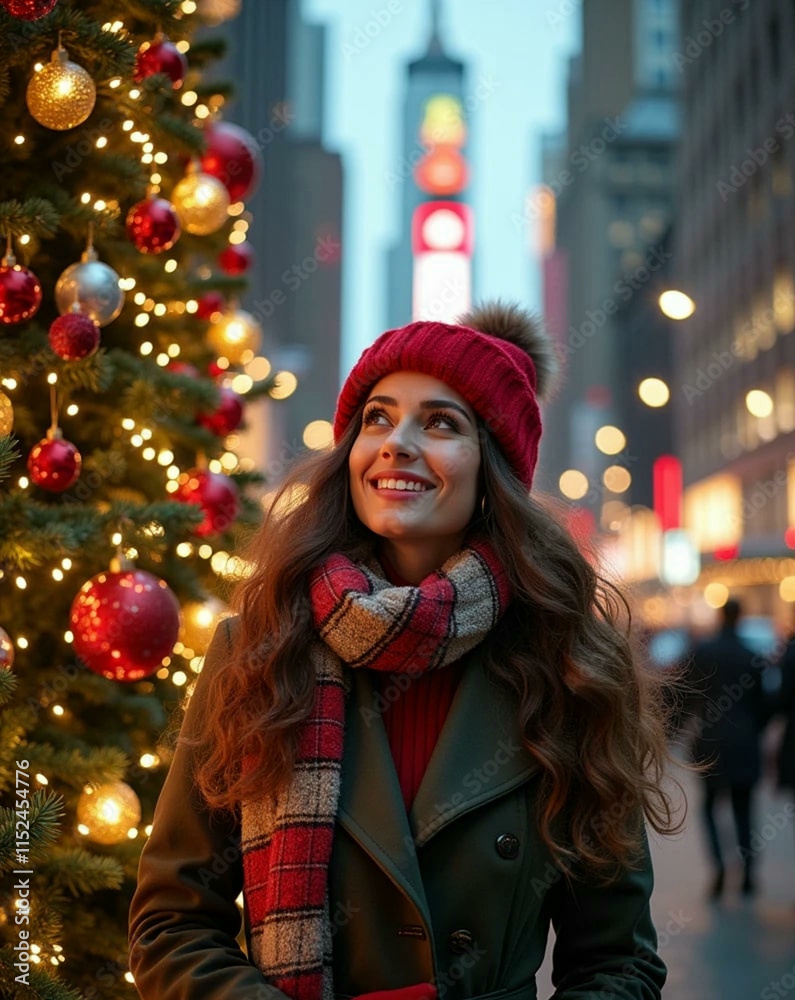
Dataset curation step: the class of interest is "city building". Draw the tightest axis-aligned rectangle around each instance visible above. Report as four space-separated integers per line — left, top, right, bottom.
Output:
537 0 680 521
214 0 343 475
384 0 471 330
666 0 795 625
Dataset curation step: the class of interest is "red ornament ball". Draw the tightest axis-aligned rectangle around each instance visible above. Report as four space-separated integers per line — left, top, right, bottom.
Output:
197 386 243 436
70 568 180 681
174 468 240 536
196 290 226 320
48 312 100 360
28 434 81 492
0 262 42 324
126 196 180 254
1 0 58 19
134 36 187 89
219 240 254 275
167 360 199 379
200 121 262 202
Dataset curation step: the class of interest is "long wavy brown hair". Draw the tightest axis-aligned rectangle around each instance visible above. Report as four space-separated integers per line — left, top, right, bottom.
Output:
191 404 686 881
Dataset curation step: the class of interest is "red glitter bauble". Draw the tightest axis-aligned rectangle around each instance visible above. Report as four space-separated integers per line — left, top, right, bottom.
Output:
200 121 261 201
0 262 42 324
28 434 81 492
0 0 59 20
196 290 226 320
134 36 187 89
48 312 100 360
174 468 240 536
218 240 254 275
70 568 180 681
197 386 243 436
167 360 199 379
126 195 180 254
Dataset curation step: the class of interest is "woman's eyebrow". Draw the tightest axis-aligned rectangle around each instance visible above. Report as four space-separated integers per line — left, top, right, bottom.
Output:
364 394 474 423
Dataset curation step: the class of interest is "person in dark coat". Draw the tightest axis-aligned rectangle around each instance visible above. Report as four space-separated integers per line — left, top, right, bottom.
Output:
687 598 766 897
770 630 795 838
128 303 680 1000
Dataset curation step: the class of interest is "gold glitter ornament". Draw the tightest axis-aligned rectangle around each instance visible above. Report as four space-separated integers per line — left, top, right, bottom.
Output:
77 780 141 845
0 392 13 436
172 165 230 235
207 307 261 364
26 43 96 131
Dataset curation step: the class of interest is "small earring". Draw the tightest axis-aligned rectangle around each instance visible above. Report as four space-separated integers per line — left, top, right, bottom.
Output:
480 495 487 516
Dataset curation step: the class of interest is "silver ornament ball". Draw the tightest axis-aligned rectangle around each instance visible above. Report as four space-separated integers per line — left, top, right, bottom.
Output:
55 259 125 327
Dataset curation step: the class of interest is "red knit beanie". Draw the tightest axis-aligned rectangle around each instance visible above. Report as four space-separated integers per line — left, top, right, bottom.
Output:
333 302 557 490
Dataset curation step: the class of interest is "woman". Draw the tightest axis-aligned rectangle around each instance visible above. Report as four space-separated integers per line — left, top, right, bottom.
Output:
129 302 681 1000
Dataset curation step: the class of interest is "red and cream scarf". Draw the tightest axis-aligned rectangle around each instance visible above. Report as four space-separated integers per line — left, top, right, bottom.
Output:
239 536 511 1000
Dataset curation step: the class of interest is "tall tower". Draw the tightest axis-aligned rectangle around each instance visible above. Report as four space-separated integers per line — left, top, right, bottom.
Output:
384 0 470 329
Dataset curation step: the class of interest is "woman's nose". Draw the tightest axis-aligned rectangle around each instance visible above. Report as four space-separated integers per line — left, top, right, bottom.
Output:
380 420 417 458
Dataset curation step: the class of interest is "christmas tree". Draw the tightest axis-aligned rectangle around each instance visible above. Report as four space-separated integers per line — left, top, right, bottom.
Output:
0 2 280 997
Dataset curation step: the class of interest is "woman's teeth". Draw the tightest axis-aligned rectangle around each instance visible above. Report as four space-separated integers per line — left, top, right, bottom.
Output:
376 478 429 492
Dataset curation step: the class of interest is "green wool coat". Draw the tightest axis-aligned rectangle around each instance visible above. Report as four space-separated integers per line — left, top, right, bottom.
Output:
128 623 666 1000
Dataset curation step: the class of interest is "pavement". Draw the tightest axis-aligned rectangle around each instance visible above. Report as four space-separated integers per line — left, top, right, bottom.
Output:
534 745 795 999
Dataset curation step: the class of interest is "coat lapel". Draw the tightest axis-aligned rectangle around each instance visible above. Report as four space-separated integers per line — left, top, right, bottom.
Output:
336 667 432 925
410 649 540 846
337 650 540 906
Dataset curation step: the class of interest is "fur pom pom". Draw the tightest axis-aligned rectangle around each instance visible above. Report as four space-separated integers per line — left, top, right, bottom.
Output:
457 300 559 401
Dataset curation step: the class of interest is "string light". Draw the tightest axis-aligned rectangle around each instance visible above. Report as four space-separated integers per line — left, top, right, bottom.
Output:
121 418 135 430
167 343 180 356
119 277 136 290
63 629 74 642
156 353 169 366
35 774 48 785
130 434 143 447
172 671 187 686
62 558 72 569
111 532 123 545
52 568 64 581
135 314 150 327
157 450 174 465
15 577 27 590
176 542 193 557
19 234 30 245
47 373 58 385
198 544 213 559
109 78 122 88
142 447 156 461
181 90 198 107
140 342 153 356
52 705 64 717
18 476 29 489
14 135 25 144
17 637 28 649
164 259 177 273
66 403 79 416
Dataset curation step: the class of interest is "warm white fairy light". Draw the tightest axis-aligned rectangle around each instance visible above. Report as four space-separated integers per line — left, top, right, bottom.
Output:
52 705 65 717
135 314 150 327
156 666 169 680
140 342 153 356
172 671 187 686
125 972 135 984
77 823 90 835
131 434 143 447
198 544 213 559
19 234 30 246
96 137 108 149
66 403 79 416
62 558 72 569
176 39 190 53
119 277 136 290
143 297 155 310
125 547 139 560
129 90 141 100
228 230 247 245
181 90 198 107
142 447 155 461
121 418 135 430
127 828 138 839
143 142 154 153
141 153 154 165
228 201 245 216
52 568 64 581
150 172 162 186
176 542 193 557
154 152 168 164
122 119 134 131
186 300 198 313
109 77 121 88
81 192 91 203
133 291 146 305
166 465 180 479
111 531 122 545
195 105 210 119
208 459 222 473
15 576 27 590
220 451 237 471
158 450 174 466
154 303 166 316
231 374 253 394
14 134 25 144
35 774 48 785
18 476 29 489
164 259 177 273
165 480 179 494
64 629 73 642
17 637 28 649
167 343 180 356
140 427 153 440
47 373 58 385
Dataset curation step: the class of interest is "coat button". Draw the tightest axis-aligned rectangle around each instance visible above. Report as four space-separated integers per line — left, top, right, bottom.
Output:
495 833 520 859
448 928 475 954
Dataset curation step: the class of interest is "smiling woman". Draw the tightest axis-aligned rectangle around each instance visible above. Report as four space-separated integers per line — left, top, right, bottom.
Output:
129 301 682 1000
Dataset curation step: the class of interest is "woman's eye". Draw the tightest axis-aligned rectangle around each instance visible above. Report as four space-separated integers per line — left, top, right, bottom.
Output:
427 412 460 431
362 407 388 426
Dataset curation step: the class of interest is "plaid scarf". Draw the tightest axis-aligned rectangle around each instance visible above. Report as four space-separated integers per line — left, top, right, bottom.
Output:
239 536 510 1000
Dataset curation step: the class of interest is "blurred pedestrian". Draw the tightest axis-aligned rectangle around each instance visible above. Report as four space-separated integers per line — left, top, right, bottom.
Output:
769 626 795 865
687 598 766 898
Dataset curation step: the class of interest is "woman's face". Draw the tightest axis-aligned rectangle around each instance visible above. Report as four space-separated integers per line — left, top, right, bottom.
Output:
348 371 481 565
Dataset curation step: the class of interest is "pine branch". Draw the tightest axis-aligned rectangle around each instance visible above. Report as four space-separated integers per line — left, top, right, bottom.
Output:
39 847 124 896
0 953 86 1000
0 199 61 240
0 789 63 872
0 436 20 481
21 746 128 790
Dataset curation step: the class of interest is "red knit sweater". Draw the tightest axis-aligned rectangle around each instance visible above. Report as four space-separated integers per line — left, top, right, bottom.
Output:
375 553 464 810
